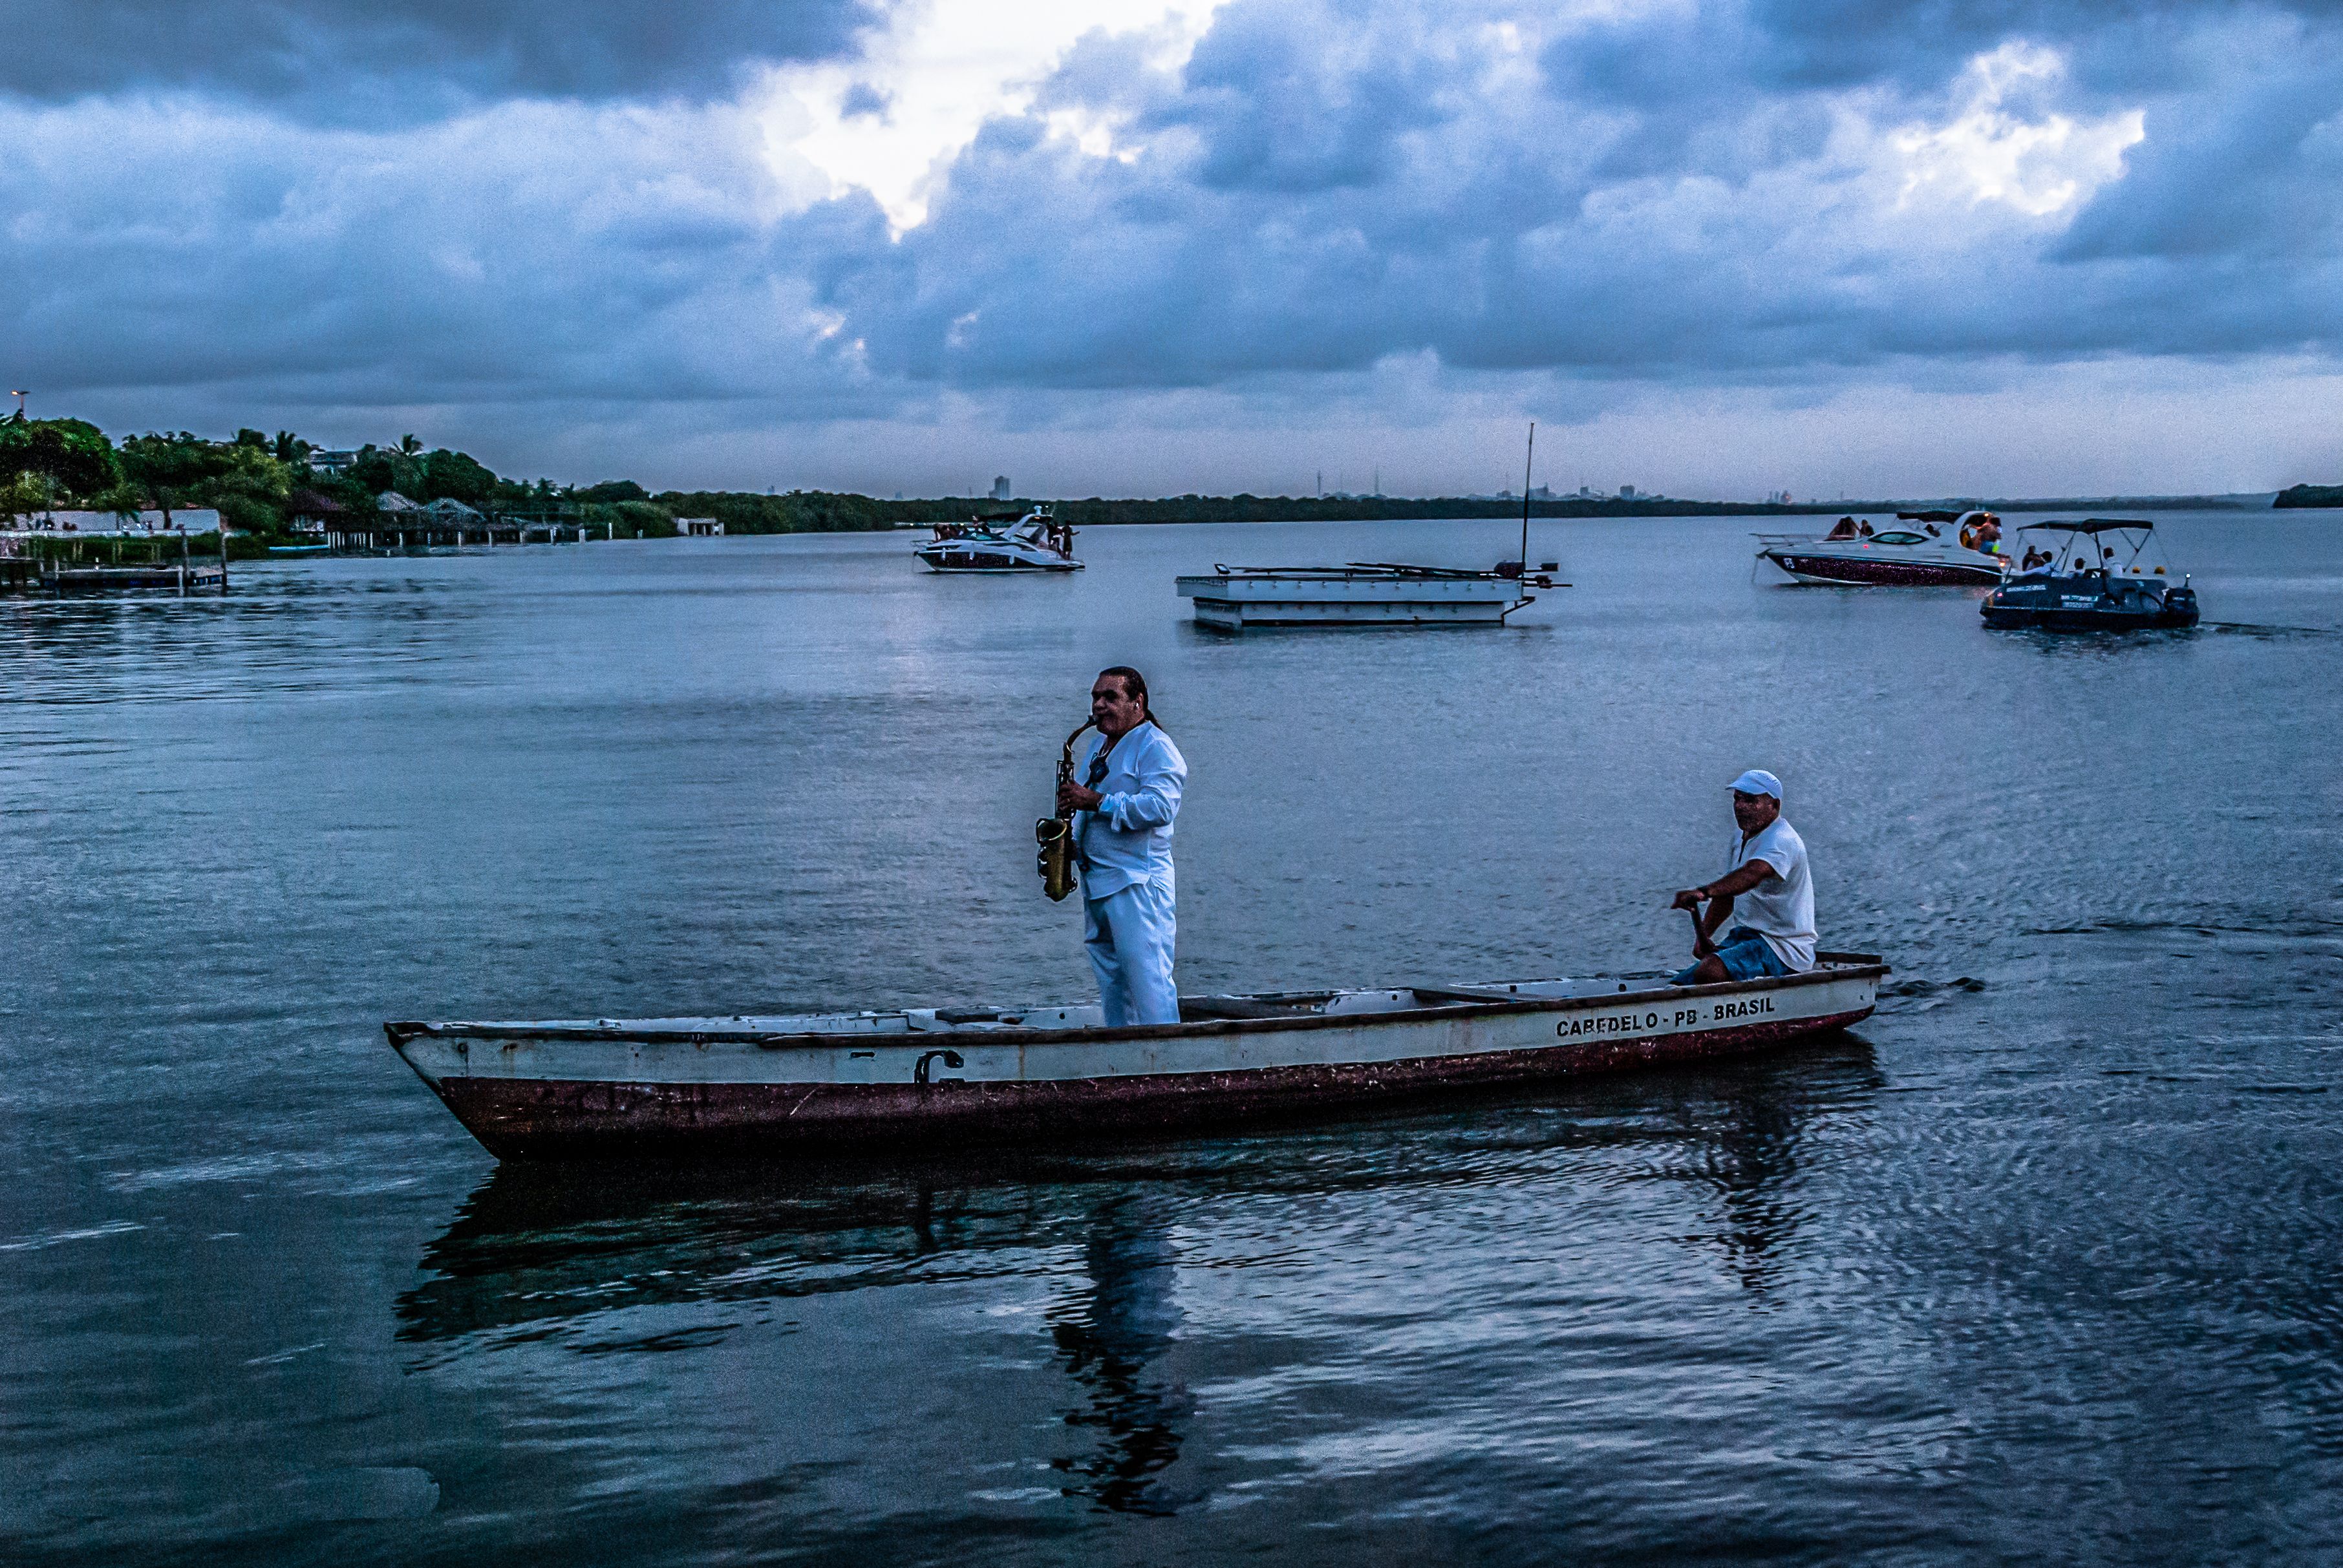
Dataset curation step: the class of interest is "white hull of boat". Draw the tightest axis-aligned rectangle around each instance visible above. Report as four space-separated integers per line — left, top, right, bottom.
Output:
388 955 1885 1158
1754 533 2007 588
1176 570 1532 630
915 547 1082 574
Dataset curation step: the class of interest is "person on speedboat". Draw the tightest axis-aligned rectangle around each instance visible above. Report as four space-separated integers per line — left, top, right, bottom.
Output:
1057 666 1187 1027
1668 770 1817 986
1824 516 1861 541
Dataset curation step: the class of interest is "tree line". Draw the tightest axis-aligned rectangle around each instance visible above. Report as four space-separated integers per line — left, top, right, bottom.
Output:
7 409 2001 542
2274 484 2343 509
0 415 937 541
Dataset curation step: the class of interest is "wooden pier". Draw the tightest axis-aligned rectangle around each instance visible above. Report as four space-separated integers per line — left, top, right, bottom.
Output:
49 563 229 594
1 560 229 595
1 536 230 596
312 518 610 551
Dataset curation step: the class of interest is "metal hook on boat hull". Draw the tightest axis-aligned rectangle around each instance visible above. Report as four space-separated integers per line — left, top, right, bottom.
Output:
914 1048 965 1085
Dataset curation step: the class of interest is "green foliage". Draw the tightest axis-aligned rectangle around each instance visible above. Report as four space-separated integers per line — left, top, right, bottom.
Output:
575 499 675 538
652 489 899 534
0 469 54 522
118 433 224 509
87 480 153 519
196 443 296 532
116 432 295 533
301 474 380 516
0 416 122 502
347 444 499 506
419 449 497 505
1047 494 1748 524
2274 484 2343 509
17 405 1878 551
486 475 556 510
345 446 408 498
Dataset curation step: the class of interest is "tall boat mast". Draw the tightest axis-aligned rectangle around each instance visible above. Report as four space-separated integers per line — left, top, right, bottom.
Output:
1520 422 1535 574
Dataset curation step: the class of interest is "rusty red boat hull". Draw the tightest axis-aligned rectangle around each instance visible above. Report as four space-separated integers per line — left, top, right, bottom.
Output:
421 1008 1865 1159
1762 552 2002 587
389 958 1886 1160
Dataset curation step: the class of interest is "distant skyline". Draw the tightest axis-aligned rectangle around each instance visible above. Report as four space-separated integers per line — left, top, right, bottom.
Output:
4 1 2340 498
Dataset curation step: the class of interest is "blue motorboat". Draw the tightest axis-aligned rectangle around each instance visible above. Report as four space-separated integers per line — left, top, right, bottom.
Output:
1981 520 2199 631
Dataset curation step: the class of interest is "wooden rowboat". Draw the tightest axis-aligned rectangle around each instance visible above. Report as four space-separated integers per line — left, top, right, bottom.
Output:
388 954 1886 1160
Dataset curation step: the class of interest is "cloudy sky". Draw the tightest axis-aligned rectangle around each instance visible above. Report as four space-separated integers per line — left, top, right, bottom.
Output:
3 0 2339 498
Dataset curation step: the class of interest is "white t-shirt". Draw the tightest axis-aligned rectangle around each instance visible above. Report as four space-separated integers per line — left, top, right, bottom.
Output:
1728 818 1816 972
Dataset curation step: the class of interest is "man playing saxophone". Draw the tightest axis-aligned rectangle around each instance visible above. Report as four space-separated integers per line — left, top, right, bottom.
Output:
1056 666 1187 1026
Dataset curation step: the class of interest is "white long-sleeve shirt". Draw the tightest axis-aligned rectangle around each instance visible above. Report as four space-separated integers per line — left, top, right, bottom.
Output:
1075 722 1185 900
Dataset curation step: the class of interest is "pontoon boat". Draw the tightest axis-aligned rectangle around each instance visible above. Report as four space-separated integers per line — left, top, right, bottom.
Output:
1980 520 2199 631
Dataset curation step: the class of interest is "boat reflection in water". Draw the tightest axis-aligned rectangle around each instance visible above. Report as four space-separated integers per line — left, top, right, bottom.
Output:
396 1037 1879 1519
1047 1197 1191 1515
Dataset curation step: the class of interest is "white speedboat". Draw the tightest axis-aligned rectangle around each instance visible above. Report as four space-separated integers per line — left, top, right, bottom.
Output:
1175 562 1554 630
387 953 1885 1159
1756 511 2009 587
915 505 1082 573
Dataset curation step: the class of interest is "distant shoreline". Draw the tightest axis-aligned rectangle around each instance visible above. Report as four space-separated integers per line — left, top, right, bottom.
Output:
990 493 2280 525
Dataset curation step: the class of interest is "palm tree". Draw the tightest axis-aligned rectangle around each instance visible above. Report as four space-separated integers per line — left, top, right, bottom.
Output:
397 434 423 457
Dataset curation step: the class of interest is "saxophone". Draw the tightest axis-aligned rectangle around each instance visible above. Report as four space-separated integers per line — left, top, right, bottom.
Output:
1036 717 1097 902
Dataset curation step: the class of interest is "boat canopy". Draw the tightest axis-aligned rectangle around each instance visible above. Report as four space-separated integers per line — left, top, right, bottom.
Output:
1896 509 1963 523
2018 518 2155 534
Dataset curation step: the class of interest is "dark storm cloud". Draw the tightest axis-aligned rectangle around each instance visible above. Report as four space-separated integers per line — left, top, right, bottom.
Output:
5 0 2343 479
0 0 873 111
0 96 886 432
1171 1 1461 192
815 0 2343 392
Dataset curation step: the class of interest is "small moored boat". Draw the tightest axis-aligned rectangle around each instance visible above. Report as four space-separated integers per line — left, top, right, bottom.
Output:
387 953 1886 1159
1175 561 1557 631
1980 520 2199 631
1756 511 2009 587
915 505 1082 573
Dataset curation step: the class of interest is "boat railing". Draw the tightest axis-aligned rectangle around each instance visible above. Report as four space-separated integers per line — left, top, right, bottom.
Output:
1204 562 1525 582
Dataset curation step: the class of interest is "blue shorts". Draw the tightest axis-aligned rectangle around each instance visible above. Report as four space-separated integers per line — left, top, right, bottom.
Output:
1672 926 1792 986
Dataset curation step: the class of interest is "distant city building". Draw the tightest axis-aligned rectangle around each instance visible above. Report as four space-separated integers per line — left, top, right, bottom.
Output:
309 449 361 476
1619 485 1638 500
991 476 1012 501
676 517 723 536
1527 485 1554 501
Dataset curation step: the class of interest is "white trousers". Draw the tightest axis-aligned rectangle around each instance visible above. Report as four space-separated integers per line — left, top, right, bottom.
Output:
1084 877 1180 1027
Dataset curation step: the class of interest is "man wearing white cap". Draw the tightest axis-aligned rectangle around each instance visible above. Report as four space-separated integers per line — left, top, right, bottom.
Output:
1668 769 1817 986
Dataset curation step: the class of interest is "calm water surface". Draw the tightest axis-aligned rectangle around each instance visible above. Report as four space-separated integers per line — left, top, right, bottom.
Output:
3 513 2340 1563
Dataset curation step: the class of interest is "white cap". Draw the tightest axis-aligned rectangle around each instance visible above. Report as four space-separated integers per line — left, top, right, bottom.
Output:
1729 769 1782 800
